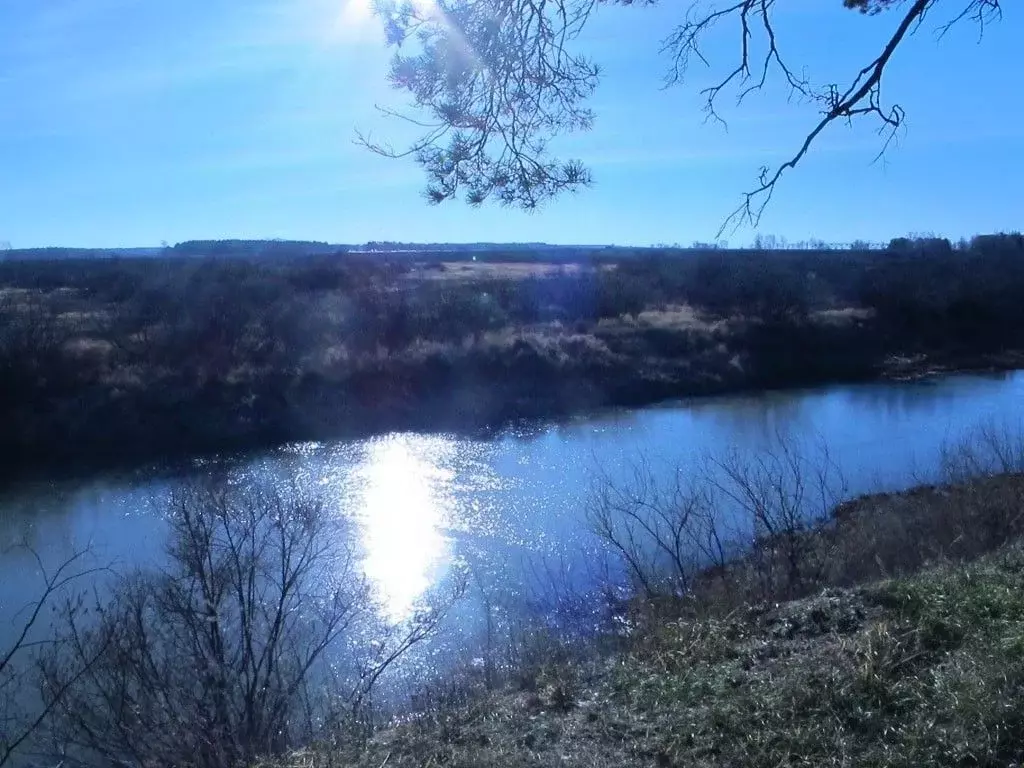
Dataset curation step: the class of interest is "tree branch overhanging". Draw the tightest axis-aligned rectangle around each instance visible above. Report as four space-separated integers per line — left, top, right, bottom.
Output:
710 0 931 232
363 0 602 208
367 0 1003 223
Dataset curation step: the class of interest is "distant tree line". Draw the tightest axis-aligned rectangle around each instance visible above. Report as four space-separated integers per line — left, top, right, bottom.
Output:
0 232 1022 475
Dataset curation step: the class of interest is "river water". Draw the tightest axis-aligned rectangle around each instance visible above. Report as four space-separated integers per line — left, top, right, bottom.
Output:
3 370 1024 687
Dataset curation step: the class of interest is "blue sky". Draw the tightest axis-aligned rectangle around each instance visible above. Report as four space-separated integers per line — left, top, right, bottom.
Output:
0 0 1020 247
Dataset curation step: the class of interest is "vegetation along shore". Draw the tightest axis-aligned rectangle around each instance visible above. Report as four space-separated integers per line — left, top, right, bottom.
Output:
2 233 1023 480
6 423 1024 768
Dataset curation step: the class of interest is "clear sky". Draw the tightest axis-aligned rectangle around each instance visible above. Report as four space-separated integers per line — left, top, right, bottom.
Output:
0 0 1020 247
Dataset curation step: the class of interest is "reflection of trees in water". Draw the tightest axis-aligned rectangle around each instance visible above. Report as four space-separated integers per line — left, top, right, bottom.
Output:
0 487 82 553
682 390 814 449
672 374 1024 490
548 407 644 439
843 379 971 422
836 375 1024 483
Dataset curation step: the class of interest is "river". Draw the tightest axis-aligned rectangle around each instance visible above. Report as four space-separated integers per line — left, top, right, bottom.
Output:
3 370 1024 691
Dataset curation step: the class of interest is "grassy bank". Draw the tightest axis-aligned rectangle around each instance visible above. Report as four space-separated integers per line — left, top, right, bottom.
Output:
287 472 1024 768
327 546 1024 768
3 235 1024 480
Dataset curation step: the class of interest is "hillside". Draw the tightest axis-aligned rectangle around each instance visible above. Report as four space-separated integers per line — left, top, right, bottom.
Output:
296 542 1024 768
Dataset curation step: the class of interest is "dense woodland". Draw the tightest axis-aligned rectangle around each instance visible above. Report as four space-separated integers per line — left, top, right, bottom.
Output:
2 233 1023 478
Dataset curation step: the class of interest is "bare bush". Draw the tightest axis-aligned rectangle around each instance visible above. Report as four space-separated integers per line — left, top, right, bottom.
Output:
940 419 1024 482
589 435 847 610
0 546 104 768
38 478 449 768
930 420 1024 556
588 457 736 603
708 436 848 599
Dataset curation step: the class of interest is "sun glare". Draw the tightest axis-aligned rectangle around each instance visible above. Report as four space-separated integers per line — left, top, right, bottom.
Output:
324 0 440 42
307 0 379 44
350 435 453 620
327 0 373 40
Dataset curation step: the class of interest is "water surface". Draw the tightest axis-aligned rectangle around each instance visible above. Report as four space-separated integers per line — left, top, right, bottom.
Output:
3 371 1024 672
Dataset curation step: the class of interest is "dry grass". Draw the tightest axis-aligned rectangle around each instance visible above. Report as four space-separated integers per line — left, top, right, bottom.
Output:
634 304 705 328
411 262 589 281
811 306 874 325
285 542 1024 768
61 337 115 362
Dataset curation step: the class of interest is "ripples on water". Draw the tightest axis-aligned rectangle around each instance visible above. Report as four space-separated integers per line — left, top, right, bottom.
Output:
4 371 1024 684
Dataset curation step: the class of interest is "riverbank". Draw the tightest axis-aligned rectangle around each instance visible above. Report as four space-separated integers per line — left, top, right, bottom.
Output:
7 444 1024 766
4 238 1024 482
282 472 1024 767
4 341 1022 489
321 546 1024 768
4 329 1023 487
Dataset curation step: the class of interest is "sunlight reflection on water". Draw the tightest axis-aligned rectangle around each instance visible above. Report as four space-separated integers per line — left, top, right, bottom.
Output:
5 372 1024 660
344 434 456 620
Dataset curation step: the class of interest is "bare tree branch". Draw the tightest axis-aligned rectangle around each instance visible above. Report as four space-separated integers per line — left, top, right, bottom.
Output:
713 0 933 233
0 545 108 768
368 0 1002 224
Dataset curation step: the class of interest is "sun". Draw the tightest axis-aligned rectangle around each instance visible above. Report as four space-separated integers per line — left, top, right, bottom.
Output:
336 0 375 33
307 0 381 44
331 0 440 39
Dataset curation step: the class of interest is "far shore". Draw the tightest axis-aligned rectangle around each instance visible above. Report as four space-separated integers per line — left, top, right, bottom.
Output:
2 351 1021 489
4 239 1024 484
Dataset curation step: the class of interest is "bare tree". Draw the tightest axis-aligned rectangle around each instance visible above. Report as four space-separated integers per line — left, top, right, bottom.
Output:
587 457 736 600
367 0 1001 225
38 478 451 768
708 434 847 598
0 546 106 768
940 419 1024 483
588 435 846 608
